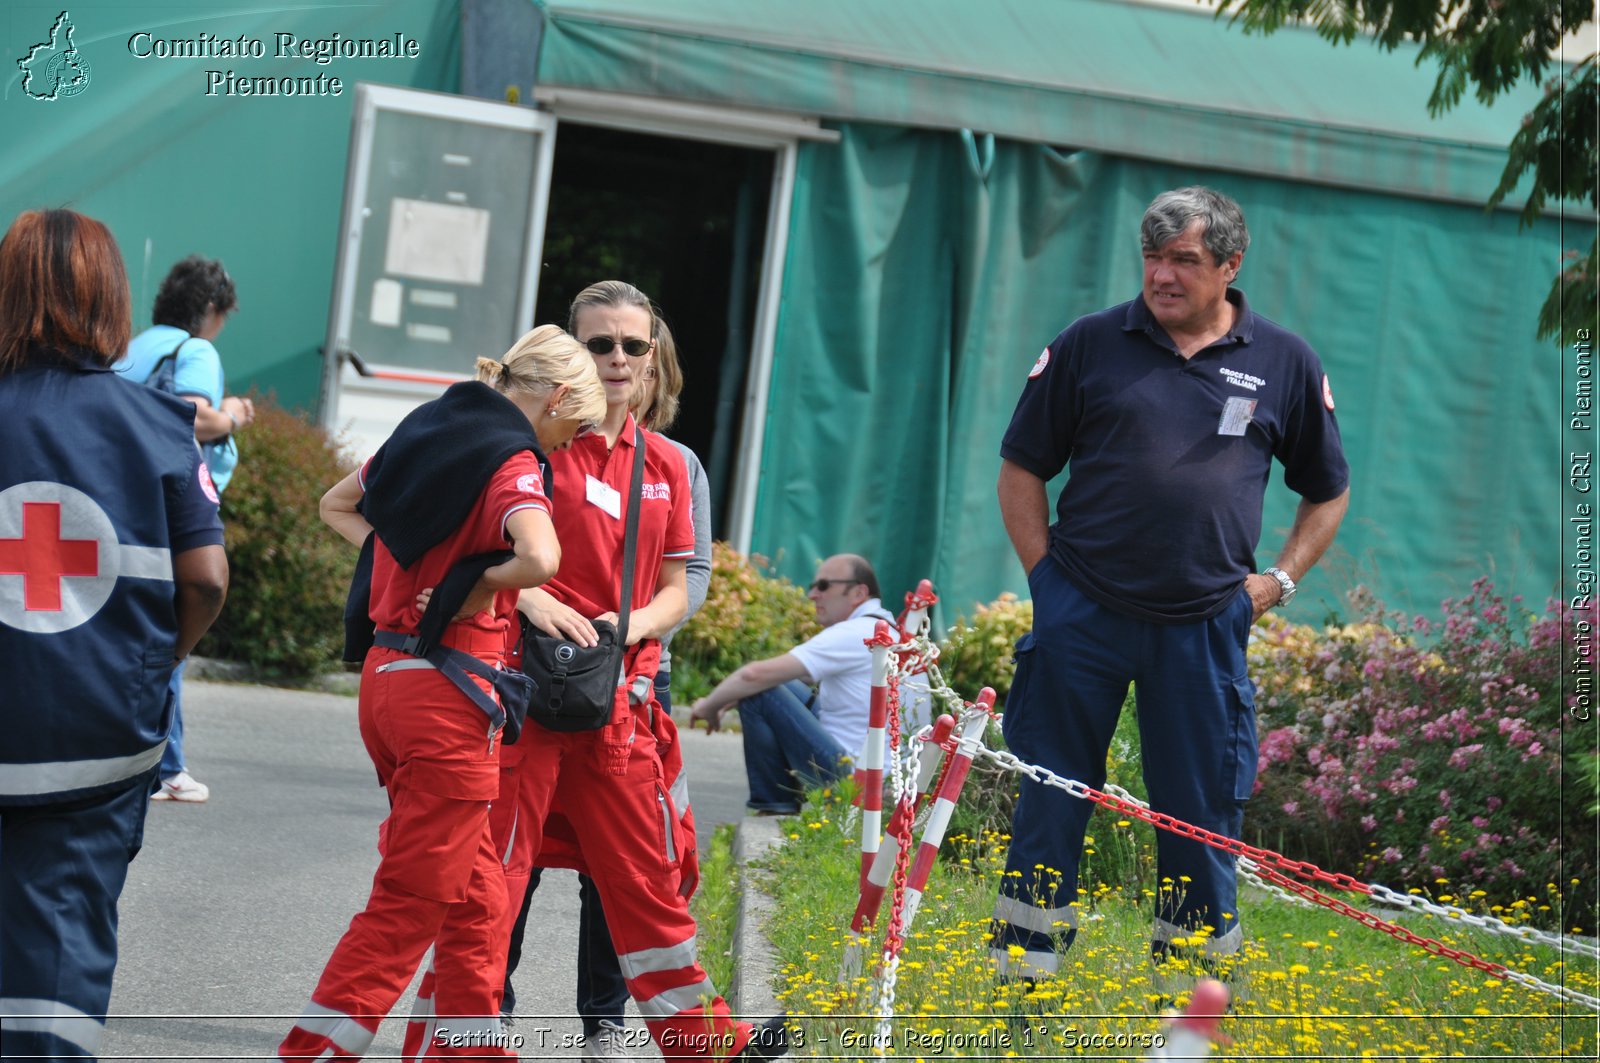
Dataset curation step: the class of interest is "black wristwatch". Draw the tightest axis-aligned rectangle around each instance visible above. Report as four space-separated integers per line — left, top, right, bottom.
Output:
1263 567 1297 607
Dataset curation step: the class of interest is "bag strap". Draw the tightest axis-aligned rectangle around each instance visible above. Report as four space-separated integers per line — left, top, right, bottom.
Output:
144 335 190 385
371 629 506 733
612 422 647 675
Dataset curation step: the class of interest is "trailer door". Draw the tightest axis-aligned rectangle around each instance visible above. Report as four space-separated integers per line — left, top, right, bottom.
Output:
320 83 556 459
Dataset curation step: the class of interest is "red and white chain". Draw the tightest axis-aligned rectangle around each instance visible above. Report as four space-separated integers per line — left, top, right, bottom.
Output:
972 744 1599 1013
1102 783 1318 911
869 642 927 1055
1364 883 1600 960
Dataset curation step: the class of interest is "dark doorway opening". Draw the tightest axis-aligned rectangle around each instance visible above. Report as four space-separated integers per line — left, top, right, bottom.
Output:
533 123 774 538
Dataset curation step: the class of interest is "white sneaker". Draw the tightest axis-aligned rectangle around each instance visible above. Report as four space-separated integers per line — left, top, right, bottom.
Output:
582 1021 633 1060
151 771 209 803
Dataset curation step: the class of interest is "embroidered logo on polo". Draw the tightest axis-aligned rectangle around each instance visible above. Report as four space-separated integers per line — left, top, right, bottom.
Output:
1322 374 1336 410
1219 367 1266 392
0 482 172 634
1028 348 1050 379
198 460 220 505
641 482 672 501
515 471 544 496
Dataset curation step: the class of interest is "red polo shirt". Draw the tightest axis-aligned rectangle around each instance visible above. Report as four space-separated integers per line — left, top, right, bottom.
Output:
361 451 550 643
544 414 693 630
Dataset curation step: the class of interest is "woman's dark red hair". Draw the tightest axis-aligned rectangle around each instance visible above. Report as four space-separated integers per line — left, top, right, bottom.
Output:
0 208 131 373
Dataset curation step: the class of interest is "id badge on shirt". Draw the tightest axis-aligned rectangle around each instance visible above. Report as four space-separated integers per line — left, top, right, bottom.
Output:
1218 396 1257 437
585 474 622 519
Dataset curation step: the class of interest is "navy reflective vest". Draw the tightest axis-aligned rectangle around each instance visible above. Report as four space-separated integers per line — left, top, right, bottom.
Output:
0 347 223 804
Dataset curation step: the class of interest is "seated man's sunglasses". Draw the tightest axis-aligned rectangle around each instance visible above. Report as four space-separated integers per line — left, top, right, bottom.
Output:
808 578 862 593
584 336 653 358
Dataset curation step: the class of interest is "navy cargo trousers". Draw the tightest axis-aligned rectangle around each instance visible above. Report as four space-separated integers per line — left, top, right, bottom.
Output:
988 557 1258 977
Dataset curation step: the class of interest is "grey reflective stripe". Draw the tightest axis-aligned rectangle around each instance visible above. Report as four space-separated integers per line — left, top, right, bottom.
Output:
376 658 436 673
658 791 677 864
992 893 1077 935
293 1002 376 1056
669 770 690 814
0 741 164 798
118 544 173 580
987 947 1060 977
633 979 716 1020
500 809 518 864
1153 917 1244 956
0 998 105 1056
617 936 700 981
402 962 436 1063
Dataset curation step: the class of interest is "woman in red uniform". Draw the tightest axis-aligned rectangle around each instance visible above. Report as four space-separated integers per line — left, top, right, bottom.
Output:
500 282 785 1061
279 324 605 1062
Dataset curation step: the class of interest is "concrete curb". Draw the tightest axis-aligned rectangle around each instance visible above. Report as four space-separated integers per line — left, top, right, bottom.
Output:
730 816 787 1019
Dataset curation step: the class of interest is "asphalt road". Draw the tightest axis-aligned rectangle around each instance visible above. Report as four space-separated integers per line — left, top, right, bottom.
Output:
103 679 753 1061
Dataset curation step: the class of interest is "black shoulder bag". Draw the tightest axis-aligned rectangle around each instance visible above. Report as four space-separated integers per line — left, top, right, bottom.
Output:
520 425 647 733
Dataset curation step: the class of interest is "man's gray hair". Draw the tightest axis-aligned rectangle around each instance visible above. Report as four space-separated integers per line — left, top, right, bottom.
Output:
1140 187 1250 265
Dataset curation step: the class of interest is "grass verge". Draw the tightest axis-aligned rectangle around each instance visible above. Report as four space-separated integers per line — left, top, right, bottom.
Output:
692 821 740 994
759 789 1597 1060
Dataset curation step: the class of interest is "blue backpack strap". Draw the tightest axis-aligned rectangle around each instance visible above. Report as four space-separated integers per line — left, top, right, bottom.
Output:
143 335 190 394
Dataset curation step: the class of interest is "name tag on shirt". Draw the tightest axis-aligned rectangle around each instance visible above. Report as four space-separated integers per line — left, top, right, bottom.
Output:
586 474 622 519
1218 396 1257 437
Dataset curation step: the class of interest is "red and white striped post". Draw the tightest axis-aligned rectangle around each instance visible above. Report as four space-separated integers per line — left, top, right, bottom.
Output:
886 688 994 950
855 621 898 892
1144 978 1230 1060
899 580 936 638
849 717 953 928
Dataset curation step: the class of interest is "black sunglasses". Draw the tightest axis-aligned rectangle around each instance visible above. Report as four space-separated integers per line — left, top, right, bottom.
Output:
809 578 861 593
584 336 652 358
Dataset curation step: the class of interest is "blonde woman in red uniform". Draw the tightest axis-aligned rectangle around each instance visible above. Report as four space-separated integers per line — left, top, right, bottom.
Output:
501 282 786 1061
279 324 605 1061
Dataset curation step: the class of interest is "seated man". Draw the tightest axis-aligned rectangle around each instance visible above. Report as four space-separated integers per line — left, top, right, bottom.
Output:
690 554 896 814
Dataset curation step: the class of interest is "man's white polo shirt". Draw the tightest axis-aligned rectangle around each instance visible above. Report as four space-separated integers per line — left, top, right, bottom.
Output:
789 598 896 759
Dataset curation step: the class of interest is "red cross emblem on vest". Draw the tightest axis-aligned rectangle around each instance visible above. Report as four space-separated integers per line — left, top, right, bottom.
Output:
0 481 173 634
0 501 99 610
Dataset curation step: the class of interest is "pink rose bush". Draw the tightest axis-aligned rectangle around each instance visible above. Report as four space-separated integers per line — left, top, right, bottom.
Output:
1246 580 1596 931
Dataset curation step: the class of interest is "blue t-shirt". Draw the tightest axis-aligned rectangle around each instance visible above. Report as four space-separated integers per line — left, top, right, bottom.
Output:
115 324 240 493
1001 289 1349 624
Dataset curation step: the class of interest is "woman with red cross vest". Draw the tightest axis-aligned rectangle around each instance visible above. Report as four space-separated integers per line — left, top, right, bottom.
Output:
0 208 229 1061
490 282 787 1061
277 325 606 1062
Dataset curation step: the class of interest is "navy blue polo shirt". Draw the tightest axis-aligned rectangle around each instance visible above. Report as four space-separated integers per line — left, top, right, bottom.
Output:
1000 289 1348 624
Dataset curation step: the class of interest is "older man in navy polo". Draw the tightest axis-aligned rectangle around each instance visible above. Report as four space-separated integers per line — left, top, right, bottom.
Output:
989 186 1350 980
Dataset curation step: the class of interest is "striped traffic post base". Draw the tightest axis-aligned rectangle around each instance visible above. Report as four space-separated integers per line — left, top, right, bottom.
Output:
885 689 995 951
855 622 897 892
840 712 955 982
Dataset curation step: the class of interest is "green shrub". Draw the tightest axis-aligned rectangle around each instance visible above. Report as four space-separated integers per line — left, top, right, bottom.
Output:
671 541 819 689
197 396 357 676
934 592 1032 710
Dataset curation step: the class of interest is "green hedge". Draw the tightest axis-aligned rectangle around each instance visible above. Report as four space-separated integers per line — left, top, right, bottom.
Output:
197 397 357 677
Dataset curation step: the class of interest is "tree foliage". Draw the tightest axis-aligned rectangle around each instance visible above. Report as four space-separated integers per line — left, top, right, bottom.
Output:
1214 0 1597 341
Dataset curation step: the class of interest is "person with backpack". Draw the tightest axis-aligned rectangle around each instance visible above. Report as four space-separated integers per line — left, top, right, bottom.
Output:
114 255 253 802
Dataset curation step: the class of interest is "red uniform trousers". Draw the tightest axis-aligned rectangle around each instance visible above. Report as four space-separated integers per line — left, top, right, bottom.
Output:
492 690 752 1061
279 634 514 1061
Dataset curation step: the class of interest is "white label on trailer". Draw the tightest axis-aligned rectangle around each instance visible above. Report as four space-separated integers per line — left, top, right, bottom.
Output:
384 197 490 286
369 278 403 327
409 289 458 309
404 323 452 344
